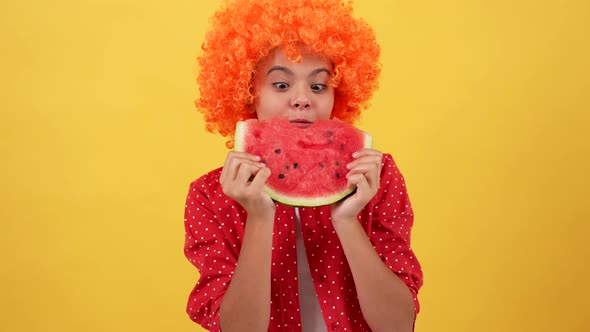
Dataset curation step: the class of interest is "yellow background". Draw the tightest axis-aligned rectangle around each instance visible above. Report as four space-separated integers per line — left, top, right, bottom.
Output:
1 0 589 331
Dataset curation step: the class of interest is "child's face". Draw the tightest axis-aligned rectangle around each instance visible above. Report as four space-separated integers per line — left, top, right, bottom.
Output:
252 49 334 128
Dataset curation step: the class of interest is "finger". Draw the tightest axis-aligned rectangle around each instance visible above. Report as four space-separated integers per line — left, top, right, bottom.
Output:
223 157 264 185
347 165 379 193
249 167 271 192
222 152 261 174
235 161 263 184
229 151 262 162
352 148 383 159
347 154 382 170
354 173 370 190
348 157 381 175
222 151 260 179
346 156 382 172
347 173 371 199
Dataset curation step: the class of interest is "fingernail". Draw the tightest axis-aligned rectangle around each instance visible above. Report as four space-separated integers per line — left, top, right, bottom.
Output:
254 155 261 161
259 163 266 167
346 163 352 169
352 152 359 158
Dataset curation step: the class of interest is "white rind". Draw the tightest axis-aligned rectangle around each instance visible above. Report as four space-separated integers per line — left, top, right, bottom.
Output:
234 121 248 152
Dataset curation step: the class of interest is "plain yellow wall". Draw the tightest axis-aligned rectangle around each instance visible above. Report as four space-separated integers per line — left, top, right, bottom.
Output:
1 0 589 331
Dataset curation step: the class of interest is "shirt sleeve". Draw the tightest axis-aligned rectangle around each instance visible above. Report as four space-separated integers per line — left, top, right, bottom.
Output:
184 178 236 332
369 154 424 315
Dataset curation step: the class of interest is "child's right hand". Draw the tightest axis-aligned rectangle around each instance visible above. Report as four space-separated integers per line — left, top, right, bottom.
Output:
219 151 275 218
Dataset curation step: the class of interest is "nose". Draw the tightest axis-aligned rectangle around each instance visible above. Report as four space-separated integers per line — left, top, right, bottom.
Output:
291 88 311 110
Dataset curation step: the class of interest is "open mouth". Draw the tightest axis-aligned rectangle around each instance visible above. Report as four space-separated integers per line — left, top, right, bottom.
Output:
289 119 314 128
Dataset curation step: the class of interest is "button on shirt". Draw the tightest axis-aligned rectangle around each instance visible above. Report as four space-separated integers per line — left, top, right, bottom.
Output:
184 154 423 332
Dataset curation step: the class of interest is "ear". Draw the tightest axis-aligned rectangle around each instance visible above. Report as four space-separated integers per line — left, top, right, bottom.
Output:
246 84 258 114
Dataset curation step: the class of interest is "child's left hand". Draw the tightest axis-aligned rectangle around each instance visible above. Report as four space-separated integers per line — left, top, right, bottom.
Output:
331 148 383 225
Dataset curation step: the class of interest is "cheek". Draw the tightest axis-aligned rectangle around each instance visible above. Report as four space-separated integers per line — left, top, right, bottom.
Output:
255 93 286 120
319 94 335 118
259 94 282 110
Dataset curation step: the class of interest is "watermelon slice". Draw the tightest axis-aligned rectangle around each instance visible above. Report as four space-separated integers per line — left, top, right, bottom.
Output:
234 118 372 207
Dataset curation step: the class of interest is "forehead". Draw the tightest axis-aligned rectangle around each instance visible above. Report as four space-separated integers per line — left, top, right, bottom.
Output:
257 48 332 74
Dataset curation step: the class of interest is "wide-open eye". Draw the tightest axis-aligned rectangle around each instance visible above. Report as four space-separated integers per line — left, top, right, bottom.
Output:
272 82 289 90
311 84 327 92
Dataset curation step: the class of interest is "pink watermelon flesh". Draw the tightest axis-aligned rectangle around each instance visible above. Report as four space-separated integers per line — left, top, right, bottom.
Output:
234 118 372 207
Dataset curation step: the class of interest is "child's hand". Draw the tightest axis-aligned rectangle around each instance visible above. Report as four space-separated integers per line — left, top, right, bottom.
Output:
220 151 276 218
331 149 383 225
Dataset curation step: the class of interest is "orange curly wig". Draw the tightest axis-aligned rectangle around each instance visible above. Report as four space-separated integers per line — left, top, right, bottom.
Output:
196 0 381 148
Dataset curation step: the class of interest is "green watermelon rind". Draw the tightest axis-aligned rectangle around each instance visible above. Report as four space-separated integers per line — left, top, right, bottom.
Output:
234 120 373 207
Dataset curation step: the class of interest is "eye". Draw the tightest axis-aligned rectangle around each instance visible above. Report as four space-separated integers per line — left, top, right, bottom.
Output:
311 84 327 92
272 82 289 90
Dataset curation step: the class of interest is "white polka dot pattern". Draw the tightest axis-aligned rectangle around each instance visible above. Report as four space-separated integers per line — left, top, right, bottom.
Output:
183 153 423 331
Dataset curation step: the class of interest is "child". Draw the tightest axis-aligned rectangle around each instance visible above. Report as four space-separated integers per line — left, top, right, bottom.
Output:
184 0 423 331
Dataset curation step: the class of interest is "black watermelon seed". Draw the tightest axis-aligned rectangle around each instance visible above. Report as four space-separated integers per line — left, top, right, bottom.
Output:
293 163 299 169
278 174 285 179
319 163 325 168
335 161 340 166
335 173 341 179
324 131 333 137
285 165 290 170
274 148 281 154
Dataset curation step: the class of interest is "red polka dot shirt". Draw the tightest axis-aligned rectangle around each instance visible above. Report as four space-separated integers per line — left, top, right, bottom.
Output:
184 153 423 331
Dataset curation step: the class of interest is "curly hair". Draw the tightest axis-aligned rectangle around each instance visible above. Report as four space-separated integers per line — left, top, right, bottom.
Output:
196 0 381 148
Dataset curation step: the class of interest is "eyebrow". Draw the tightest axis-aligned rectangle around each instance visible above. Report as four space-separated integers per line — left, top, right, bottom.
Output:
267 66 331 77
